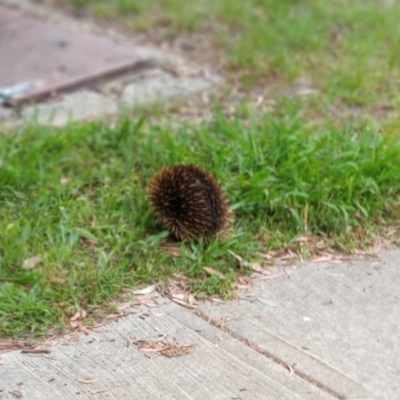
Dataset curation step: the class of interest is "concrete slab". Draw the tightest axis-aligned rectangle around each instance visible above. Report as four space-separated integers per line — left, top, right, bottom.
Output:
0 300 333 400
0 83 218 128
22 90 118 126
19 69 216 126
162 302 334 400
0 0 219 126
120 70 216 108
2 250 399 399
199 250 400 400
0 5 153 104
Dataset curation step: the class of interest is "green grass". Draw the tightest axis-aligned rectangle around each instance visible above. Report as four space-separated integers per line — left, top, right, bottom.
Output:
54 0 400 109
3 0 400 338
1 111 400 338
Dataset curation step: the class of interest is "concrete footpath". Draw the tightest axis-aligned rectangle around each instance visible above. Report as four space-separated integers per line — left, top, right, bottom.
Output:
1 249 399 400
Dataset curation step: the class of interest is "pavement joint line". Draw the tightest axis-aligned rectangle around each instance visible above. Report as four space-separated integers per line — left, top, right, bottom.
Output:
192 307 343 400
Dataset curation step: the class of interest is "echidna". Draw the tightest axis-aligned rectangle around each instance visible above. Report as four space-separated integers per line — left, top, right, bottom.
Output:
147 165 233 241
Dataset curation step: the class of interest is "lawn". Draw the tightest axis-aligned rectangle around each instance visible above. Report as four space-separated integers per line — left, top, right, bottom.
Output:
57 0 400 111
2 0 400 338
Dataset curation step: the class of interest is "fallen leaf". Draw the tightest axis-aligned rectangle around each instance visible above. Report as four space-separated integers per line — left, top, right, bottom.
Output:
257 252 274 260
0 341 22 350
170 291 186 300
234 282 252 290
70 316 92 334
187 294 196 305
134 296 158 307
160 246 181 257
313 256 334 263
9 390 22 399
70 309 87 321
248 262 270 275
105 313 124 320
170 297 197 309
293 236 308 243
21 349 50 354
253 272 285 281
279 251 298 261
228 250 243 263
90 389 112 395
210 298 226 304
154 312 165 317
22 255 42 270
91 215 98 228
246 339 264 353
256 296 277 307
69 320 79 329
78 323 91 335
71 311 80 321
203 266 226 279
139 346 167 353
117 302 133 311
228 251 268 273
60 177 71 185
77 376 100 384
135 340 193 358
133 285 156 295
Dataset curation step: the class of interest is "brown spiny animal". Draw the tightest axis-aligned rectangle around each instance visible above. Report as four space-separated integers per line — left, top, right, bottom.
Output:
147 165 233 241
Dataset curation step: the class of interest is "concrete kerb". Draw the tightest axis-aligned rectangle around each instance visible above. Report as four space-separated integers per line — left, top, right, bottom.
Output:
19 68 219 126
0 0 221 127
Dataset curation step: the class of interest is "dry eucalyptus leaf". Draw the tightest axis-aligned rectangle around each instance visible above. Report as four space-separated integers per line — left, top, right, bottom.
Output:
160 245 181 257
171 292 185 301
257 296 277 308
228 251 268 273
210 298 226 304
22 255 42 270
287 364 295 378
234 282 252 290
248 262 270 275
203 266 226 280
257 252 273 260
60 177 71 185
228 250 243 263
0 341 21 350
187 294 196 305
279 251 298 261
254 272 285 281
77 376 100 384
105 313 124 320
170 297 197 309
70 309 87 321
294 236 309 243
133 285 156 295
313 256 334 263
136 340 193 358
